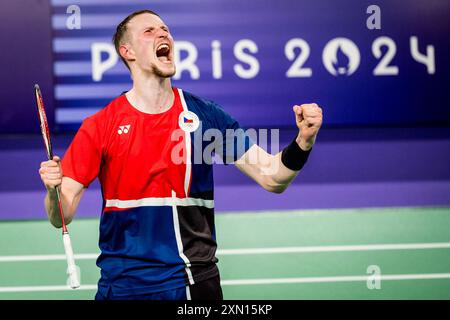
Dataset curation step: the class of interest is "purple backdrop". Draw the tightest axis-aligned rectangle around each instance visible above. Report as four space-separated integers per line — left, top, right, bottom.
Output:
0 0 449 220
1 127 449 220
0 0 54 134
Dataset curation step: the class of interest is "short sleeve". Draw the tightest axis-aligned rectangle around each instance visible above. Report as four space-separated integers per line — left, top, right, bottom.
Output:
61 116 103 187
205 100 255 164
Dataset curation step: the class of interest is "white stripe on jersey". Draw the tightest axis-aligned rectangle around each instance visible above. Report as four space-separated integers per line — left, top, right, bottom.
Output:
105 197 214 209
186 286 192 300
178 88 192 196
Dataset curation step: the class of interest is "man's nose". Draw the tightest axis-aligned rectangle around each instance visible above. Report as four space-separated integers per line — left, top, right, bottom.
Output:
156 28 169 38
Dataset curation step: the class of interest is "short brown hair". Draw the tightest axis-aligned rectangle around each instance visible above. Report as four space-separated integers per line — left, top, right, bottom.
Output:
112 9 160 70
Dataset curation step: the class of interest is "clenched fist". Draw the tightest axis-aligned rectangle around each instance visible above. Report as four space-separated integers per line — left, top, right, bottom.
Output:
293 103 323 151
39 156 63 190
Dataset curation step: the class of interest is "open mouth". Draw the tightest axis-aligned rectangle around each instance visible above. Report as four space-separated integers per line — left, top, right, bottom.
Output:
156 43 171 63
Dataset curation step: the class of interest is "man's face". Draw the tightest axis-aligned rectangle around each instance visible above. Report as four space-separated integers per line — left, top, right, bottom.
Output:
124 13 176 78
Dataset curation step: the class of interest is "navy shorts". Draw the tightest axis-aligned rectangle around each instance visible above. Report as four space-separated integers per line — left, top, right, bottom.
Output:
95 275 223 300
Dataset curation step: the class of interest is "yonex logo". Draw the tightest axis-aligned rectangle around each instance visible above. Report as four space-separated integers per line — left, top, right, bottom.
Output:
118 125 131 135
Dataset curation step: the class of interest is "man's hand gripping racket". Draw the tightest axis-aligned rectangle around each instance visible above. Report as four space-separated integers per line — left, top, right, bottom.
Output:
35 84 80 289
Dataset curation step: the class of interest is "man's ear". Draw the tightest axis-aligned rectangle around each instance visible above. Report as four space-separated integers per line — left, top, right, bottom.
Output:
119 44 135 63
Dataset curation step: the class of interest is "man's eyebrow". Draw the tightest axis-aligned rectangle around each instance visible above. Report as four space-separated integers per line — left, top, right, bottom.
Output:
142 25 169 31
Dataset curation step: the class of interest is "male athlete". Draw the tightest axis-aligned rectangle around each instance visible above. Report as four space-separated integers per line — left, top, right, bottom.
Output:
39 10 323 300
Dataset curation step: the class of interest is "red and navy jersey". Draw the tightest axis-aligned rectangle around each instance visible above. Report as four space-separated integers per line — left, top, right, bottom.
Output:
62 87 253 296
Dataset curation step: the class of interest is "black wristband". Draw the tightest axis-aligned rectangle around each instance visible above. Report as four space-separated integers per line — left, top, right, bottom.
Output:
281 139 312 171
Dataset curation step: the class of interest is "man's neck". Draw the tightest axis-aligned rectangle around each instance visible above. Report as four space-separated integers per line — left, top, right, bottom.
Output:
126 70 174 114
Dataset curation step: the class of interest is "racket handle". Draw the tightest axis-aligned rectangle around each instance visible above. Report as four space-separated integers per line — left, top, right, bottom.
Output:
62 232 80 289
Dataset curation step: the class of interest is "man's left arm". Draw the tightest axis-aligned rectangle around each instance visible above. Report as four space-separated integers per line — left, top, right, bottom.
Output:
235 103 323 193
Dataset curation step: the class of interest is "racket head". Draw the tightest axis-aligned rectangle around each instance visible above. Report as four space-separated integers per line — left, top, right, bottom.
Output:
34 84 53 160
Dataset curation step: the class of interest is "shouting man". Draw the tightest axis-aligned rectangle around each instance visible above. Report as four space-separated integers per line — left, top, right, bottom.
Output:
39 10 323 300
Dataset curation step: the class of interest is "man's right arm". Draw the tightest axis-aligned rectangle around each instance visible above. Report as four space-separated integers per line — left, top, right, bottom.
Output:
39 156 85 228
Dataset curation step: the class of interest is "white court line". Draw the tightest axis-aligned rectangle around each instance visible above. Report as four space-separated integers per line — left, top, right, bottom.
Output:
221 273 450 286
218 242 450 255
0 285 97 293
0 253 98 262
1 273 450 293
1 242 450 262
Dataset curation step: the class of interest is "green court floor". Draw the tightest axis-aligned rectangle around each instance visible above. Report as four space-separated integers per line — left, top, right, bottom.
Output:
0 207 449 299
